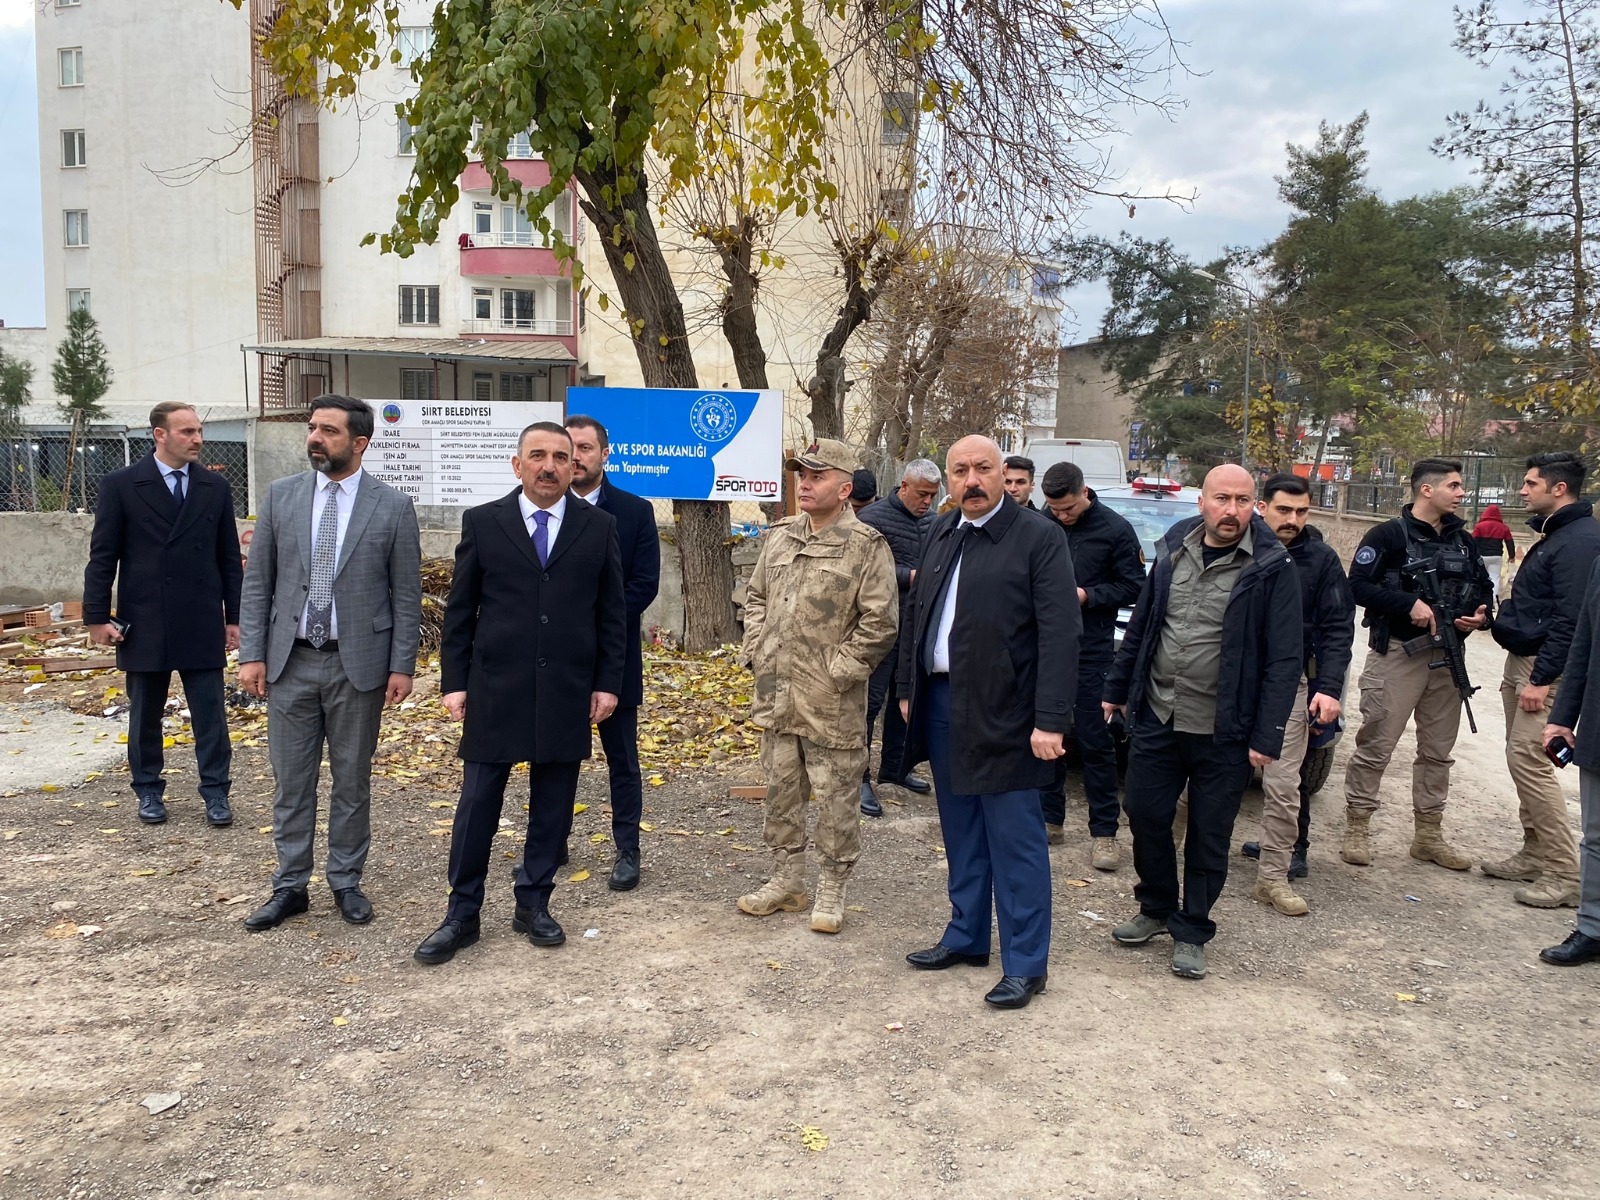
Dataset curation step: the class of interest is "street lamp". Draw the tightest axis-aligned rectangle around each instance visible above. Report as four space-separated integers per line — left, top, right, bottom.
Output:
1194 268 1254 469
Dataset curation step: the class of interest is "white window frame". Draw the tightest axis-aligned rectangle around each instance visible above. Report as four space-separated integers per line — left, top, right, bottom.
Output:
61 129 86 169
397 284 440 326
397 27 434 64
397 113 416 156
472 372 494 403
881 91 914 145
64 210 89 247
400 368 437 402
507 131 534 159
499 204 534 246
500 288 536 329
471 287 493 321
57 0 83 7
58 47 84 88
473 202 493 238
67 289 91 314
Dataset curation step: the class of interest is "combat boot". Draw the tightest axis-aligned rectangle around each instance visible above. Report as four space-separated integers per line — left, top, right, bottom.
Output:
810 864 850 934
737 850 809 916
1340 807 1373 866
1513 873 1580 908
1045 823 1065 846
1409 811 1472 871
1480 830 1542 881
1091 837 1121 872
1250 878 1309 917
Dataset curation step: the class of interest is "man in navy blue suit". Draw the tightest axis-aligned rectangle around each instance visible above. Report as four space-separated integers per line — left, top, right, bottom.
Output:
566 415 662 891
84 402 242 827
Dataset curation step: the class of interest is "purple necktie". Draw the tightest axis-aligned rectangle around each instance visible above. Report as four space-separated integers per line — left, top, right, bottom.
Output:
533 509 550 567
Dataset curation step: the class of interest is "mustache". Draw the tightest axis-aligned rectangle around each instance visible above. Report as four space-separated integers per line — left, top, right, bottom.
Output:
963 486 987 500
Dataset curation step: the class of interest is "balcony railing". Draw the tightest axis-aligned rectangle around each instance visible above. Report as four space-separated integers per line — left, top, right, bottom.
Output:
463 317 574 336
460 229 572 249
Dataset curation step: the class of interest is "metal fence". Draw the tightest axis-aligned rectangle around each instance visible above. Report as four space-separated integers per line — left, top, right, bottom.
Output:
0 431 250 517
1306 457 1537 523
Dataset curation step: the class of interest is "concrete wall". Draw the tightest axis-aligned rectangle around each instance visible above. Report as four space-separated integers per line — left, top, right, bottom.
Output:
1055 340 1135 446
0 512 94 606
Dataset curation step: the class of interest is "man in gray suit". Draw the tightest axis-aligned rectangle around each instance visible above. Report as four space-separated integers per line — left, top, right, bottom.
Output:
238 395 423 930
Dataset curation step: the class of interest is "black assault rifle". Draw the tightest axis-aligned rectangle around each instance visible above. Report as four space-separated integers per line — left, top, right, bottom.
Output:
1400 556 1480 733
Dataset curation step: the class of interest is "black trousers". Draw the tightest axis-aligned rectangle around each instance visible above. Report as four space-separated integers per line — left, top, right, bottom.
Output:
446 759 582 921
125 668 231 803
598 705 643 854
1040 660 1120 836
865 643 909 780
1122 711 1251 945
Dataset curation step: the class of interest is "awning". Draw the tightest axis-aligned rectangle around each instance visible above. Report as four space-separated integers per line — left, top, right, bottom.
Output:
243 336 575 364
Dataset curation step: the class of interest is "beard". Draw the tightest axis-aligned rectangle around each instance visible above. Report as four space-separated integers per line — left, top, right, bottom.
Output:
308 445 352 475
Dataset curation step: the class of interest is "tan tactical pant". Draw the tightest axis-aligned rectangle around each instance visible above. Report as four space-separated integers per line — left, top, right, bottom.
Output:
1343 645 1465 817
1500 654 1579 876
1258 677 1310 881
760 731 865 868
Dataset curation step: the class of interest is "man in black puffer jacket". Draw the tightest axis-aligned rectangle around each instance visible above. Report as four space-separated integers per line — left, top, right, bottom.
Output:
1484 451 1600 907
857 460 942 813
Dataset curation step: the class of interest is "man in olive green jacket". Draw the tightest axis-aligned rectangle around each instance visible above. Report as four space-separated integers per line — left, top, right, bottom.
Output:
739 438 899 934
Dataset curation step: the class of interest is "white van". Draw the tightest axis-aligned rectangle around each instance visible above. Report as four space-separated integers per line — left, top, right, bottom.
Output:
1021 438 1126 490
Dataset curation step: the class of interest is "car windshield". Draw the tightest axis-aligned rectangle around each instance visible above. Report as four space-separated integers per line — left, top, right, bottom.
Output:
1098 495 1195 559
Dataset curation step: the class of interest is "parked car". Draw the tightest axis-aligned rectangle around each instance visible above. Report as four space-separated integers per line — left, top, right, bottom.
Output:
1022 438 1127 491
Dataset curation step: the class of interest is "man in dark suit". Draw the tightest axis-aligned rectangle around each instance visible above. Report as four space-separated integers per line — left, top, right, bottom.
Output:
238 395 423 930
85 402 242 827
897 435 1080 1009
566 414 661 891
416 422 627 964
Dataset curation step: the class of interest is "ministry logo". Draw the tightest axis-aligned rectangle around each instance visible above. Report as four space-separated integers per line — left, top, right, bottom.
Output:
689 393 738 443
381 403 404 425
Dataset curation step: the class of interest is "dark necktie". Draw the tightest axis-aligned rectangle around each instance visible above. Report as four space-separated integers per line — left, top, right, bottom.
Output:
922 524 977 672
533 509 551 567
170 469 185 508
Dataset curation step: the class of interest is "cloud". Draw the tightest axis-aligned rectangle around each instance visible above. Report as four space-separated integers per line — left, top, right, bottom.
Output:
0 0 35 32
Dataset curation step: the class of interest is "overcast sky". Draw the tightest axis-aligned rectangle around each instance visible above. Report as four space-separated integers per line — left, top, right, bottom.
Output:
0 0 1520 334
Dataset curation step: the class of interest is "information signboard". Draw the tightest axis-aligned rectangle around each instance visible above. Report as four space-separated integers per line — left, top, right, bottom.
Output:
566 386 783 501
365 399 562 505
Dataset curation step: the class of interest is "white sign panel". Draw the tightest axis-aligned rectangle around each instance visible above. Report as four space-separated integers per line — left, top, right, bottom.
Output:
365 400 563 505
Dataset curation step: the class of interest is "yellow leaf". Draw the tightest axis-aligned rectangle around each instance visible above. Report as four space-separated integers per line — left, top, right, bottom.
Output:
97 828 119 834
1065 879 1090 888
332 1016 349 1027
1396 993 1416 1003
566 869 590 883
765 959 785 971
116 733 129 744
716 826 736 836
428 828 449 837
46 921 79 939
639 821 656 832
40 784 62 793
589 833 609 844
162 736 176 749
648 774 665 787
427 800 453 809
101 800 118 808
130 869 157 877
257 826 273 834
798 1125 828 1152
572 802 588 814
83 772 101 782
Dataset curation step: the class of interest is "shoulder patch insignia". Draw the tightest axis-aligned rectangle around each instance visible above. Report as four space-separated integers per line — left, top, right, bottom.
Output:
1354 547 1377 565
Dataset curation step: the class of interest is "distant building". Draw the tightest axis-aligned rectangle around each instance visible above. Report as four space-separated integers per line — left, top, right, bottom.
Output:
1054 337 1136 447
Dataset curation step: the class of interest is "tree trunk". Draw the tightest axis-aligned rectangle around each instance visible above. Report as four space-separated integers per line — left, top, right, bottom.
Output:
806 232 895 438
575 166 737 651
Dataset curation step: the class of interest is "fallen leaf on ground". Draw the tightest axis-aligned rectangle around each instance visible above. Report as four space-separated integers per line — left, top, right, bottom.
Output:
332 1016 349 1027
39 784 62 793
427 800 453 809
589 833 609 844
100 800 118 808
45 921 78 938
1396 993 1416 1003
798 1125 828 1152
566 869 590 883
129 869 157 878
2 830 18 841
765 960 785 971
639 821 656 832
573 802 588 814
1065 879 1090 888
647 774 665 787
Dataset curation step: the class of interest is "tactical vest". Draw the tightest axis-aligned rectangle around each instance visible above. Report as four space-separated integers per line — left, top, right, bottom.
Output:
1370 523 1479 651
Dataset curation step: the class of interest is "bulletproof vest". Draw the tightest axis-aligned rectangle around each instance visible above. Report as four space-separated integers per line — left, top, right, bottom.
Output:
1383 525 1478 617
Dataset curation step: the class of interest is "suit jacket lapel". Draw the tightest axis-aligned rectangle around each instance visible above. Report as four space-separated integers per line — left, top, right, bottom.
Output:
544 498 587 570
335 474 381 578
132 455 178 530
166 466 209 543
495 488 544 570
290 472 316 579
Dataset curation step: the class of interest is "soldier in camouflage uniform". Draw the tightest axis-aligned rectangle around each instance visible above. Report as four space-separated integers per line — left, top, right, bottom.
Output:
738 439 900 934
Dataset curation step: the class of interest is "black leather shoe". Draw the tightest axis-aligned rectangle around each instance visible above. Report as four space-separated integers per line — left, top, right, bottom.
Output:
414 918 480 965
333 888 373 925
138 794 167 825
1540 930 1600 966
906 944 990 970
860 778 882 818
882 772 932 795
1241 840 1261 860
204 797 233 828
513 906 565 947
984 974 1048 1009
609 850 640 892
1289 847 1310 879
242 888 309 931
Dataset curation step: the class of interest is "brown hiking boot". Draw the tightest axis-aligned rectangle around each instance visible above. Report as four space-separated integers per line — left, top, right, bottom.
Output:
1091 837 1120 872
737 850 809 916
1251 878 1309 916
1514 873 1580 908
1045 823 1065 846
1340 807 1373 866
1480 831 1542 881
1409 812 1472 871
810 865 850 934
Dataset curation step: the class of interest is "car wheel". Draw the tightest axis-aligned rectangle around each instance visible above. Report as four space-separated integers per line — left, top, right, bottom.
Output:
1301 744 1336 796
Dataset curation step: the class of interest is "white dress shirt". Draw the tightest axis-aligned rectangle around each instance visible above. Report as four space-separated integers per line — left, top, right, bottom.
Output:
571 481 603 507
931 503 1001 673
520 491 567 557
297 467 364 640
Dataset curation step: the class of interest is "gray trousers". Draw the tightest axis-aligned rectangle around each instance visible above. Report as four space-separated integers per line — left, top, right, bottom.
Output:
268 645 386 892
1580 769 1600 939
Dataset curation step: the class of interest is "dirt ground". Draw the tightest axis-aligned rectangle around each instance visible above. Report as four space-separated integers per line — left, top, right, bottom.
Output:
1 632 1596 1200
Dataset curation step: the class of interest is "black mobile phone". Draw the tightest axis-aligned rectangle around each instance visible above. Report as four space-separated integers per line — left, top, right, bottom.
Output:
1546 736 1574 769
1106 709 1128 739
108 616 130 638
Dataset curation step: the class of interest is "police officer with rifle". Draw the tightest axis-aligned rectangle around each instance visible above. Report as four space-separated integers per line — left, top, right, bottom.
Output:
1341 459 1494 870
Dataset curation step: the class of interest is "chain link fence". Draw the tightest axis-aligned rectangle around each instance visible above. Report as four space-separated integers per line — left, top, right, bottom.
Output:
0 429 249 517
1306 456 1537 524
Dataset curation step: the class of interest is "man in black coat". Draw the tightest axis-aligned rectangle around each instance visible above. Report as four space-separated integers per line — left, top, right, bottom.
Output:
416 423 627 964
856 458 941 814
897 435 1080 1009
1038 461 1146 867
85 402 242 827
1484 451 1600 907
566 415 662 891
1103 465 1302 981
